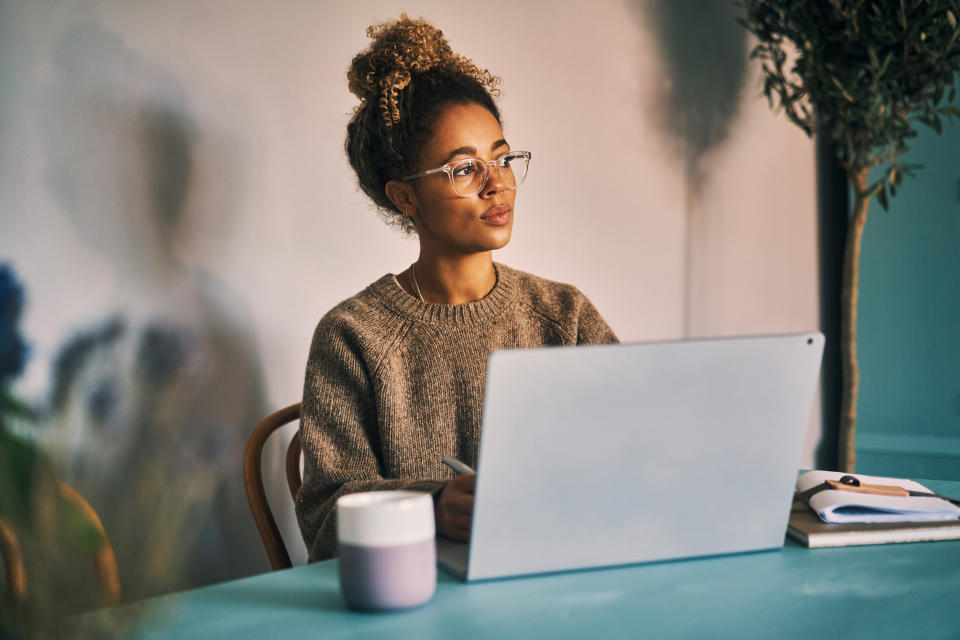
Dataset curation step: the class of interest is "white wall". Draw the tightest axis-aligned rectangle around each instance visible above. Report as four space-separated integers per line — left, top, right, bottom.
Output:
0 0 817 570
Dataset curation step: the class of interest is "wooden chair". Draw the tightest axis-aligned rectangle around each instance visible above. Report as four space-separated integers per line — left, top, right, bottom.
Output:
243 403 302 571
57 481 122 606
0 517 27 605
1 481 122 609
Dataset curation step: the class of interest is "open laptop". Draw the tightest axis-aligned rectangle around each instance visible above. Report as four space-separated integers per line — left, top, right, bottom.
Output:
437 331 824 581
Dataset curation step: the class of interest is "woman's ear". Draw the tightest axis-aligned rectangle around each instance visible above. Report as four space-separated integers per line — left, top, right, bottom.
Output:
384 180 417 219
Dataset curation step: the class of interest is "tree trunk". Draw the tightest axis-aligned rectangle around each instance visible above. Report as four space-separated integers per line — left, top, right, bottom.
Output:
838 167 871 472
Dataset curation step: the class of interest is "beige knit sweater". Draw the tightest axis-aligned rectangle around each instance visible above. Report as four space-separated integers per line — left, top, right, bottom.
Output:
295 263 618 561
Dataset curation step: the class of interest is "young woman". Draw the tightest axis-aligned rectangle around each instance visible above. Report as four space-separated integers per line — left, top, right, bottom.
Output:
295 15 618 562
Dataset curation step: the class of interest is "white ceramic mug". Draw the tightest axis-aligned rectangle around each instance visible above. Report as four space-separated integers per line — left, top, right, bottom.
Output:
336 490 436 610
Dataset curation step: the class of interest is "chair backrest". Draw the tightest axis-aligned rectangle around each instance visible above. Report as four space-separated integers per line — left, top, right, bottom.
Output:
243 402 302 571
0 517 27 604
286 430 302 500
1 481 122 608
56 481 122 606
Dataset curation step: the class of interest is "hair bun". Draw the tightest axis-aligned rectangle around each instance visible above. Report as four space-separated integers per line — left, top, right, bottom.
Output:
347 14 500 126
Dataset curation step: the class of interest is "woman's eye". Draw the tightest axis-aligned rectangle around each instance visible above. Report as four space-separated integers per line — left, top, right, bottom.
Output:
452 162 477 177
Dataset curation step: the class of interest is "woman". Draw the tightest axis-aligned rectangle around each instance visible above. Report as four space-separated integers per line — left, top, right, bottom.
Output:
295 15 618 562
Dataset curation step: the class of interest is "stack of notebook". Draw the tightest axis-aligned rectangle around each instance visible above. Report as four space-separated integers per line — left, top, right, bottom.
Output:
788 470 960 548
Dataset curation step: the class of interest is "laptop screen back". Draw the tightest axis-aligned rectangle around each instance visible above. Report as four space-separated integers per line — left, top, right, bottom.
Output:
465 332 824 581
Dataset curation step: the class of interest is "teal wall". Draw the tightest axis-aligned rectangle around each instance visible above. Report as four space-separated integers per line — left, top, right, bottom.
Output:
856 116 960 480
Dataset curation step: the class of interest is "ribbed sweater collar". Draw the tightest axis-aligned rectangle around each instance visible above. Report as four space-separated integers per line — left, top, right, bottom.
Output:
371 262 517 325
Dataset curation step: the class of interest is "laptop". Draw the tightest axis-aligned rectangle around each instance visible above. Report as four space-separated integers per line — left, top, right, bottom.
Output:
437 331 824 581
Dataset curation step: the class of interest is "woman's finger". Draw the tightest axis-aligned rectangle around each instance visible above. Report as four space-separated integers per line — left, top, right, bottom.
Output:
442 510 472 530
444 493 474 515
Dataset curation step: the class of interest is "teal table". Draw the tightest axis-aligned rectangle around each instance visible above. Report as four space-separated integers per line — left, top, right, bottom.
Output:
78 479 960 639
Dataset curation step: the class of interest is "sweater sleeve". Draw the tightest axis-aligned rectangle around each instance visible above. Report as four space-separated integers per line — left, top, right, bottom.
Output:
576 295 619 345
294 317 445 562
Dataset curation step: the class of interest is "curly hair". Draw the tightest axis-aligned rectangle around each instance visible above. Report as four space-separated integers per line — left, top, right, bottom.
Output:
345 15 502 233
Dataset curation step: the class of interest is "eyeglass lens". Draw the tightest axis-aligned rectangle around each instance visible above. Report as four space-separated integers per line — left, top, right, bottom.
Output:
450 152 529 196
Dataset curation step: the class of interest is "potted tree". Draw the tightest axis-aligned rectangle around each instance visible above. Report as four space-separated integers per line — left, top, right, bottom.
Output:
739 0 960 471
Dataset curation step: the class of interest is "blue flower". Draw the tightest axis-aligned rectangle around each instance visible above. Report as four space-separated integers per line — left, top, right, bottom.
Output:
0 263 29 384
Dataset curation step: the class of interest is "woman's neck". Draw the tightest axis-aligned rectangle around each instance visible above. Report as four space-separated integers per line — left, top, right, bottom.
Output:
405 252 496 305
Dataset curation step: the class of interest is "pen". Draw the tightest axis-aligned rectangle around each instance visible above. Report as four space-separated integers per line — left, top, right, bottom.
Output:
442 456 476 475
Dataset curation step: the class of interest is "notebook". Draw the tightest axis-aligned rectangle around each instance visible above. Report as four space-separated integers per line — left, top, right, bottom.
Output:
787 501 960 548
437 332 825 581
787 471 960 548
795 470 960 523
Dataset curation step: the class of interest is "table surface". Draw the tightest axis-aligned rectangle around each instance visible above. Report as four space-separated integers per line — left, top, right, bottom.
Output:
77 478 960 640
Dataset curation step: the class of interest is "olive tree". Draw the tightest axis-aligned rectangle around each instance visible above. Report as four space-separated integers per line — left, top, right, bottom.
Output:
739 0 960 471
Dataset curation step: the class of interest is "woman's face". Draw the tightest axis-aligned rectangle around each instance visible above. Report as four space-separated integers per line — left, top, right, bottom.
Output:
407 102 516 257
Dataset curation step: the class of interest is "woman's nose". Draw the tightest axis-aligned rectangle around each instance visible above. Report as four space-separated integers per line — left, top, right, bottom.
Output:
481 164 505 196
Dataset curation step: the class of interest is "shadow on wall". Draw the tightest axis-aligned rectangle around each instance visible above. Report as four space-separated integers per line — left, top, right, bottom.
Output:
629 0 749 336
37 23 269 600
632 0 747 189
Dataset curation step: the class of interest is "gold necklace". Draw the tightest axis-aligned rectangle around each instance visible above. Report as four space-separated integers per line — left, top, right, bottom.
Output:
409 263 425 302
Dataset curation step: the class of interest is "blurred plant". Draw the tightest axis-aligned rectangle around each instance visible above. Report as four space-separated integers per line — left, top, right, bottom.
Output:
0 264 123 638
739 0 960 471
1 263 37 528
1 264 31 419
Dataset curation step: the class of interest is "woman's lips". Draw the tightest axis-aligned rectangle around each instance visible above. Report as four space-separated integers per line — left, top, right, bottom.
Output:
482 206 511 226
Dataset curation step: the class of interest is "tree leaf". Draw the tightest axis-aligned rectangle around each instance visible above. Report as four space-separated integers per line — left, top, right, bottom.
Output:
879 51 893 75
877 186 889 210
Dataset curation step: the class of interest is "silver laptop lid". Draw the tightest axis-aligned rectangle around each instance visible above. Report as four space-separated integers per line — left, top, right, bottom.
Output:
465 332 824 581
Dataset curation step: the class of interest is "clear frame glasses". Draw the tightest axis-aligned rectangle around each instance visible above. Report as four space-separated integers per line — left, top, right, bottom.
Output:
402 150 532 197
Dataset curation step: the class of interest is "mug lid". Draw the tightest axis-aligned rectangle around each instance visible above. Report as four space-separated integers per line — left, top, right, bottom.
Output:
337 491 435 547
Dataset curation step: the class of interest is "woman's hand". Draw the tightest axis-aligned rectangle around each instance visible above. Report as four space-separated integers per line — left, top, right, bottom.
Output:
435 474 476 541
